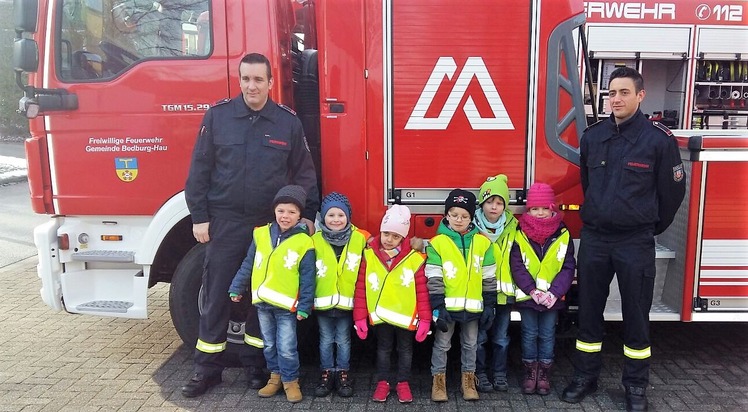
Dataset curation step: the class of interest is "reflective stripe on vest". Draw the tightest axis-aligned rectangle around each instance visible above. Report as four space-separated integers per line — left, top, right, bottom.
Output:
244 334 264 348
623 345 651 359
493 225 518 301
576 339 602 353
364 248 425 330
312 229 367 310
196 339 226 354
250 224 314 311
429 234 491 313
513 228 569 302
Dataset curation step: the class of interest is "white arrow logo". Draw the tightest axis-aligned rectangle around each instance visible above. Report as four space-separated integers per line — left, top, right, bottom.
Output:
405 56 514 130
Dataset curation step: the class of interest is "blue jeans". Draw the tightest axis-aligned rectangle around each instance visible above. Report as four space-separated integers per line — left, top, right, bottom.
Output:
476 305 511 378
518 308 558 363
431 319 479 374
317 312 352 371
257 306 299 382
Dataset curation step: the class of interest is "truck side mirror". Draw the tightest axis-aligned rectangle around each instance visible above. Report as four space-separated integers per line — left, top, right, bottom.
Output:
13 38 38 73
14 0 38 33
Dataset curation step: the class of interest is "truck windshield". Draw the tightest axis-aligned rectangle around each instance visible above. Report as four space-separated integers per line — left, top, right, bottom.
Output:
58 0 210 81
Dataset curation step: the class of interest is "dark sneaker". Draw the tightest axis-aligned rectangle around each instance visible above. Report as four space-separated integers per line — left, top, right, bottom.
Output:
560 376 598 403
181 372 222 398
625 386 648 412
493 376 509 392
476 373 493 393
314 369 334 397
336 370 354 398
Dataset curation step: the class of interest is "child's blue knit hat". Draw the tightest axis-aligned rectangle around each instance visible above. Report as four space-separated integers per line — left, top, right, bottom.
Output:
320 192 352 220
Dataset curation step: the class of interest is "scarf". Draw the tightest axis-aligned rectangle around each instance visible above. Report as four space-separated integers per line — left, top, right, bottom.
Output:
319 222 353 247
474 209 507 243
519 212 562 245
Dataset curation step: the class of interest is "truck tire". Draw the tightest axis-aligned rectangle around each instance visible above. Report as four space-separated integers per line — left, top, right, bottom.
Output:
169 243 204 347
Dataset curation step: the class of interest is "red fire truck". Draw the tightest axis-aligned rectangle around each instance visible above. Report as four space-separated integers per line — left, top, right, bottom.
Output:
10 0 746 347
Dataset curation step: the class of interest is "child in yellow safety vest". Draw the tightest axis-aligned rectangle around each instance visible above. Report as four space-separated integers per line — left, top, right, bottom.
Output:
228 185 316 404
473 174 519 393
426 189 497 402
352 205 431 404
311 192 370 398
510 183 576 396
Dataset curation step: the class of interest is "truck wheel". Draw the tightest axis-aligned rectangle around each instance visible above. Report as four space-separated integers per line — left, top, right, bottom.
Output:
169 243 205 347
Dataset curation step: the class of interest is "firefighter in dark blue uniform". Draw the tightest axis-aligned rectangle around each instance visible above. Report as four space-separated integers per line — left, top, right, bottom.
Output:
182 53 319 397
561 67 685 412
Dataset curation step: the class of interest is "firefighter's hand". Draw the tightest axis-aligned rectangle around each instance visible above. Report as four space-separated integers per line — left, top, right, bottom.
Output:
193 222 210 243
301 218 315 235
230 293 242 302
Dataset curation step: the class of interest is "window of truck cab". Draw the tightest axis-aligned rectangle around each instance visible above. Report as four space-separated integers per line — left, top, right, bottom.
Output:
57 0 211 81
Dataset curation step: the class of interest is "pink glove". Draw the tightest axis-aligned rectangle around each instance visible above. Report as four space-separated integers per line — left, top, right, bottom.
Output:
354 319 368 340
542 292 558 308
415 321 430 342
530 289 545 305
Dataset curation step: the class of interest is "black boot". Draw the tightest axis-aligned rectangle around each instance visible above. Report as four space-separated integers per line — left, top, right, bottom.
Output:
314 369 334 397
625 386 648 412
245 366 266 390
336 370 354 397
560 376 598 403
181 372 222 398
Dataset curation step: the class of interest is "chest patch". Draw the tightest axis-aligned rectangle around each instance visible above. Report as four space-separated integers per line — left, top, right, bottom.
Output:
627 161 651 170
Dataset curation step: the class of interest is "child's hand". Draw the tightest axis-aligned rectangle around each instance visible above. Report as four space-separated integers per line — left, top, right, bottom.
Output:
542 292 558 308
415 321 430 342
296 310 309 321
230 294 243 302
530 289 545 305
354 319 368 340
410 237 425 253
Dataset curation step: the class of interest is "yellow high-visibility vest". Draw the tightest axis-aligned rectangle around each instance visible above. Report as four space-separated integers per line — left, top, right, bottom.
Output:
251 224 314 311
364 248 425 330
312 229 367 310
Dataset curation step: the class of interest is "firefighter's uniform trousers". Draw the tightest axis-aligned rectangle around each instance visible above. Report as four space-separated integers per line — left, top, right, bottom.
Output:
194 217 264 375
574 228 655 388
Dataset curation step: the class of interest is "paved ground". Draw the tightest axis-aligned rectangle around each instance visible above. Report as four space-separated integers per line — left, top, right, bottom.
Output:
1 257 748 411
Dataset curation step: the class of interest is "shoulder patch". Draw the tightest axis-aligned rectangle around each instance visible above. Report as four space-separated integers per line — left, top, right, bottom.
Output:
651 121 673 136
212 98 231 107
584 119 604 132
277 103 297 116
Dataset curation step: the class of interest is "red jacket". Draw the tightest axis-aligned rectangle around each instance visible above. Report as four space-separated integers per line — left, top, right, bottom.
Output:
353 236 432 325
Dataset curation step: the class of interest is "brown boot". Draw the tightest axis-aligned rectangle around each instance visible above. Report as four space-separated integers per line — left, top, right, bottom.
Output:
431 373 448 402
460 371 479 401
522 361 538 394
283 379 303 403
536 361 552 395
258 372 282 398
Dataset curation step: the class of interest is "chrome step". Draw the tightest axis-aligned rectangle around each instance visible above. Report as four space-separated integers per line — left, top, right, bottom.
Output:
76 300 134 313
71 250 135 262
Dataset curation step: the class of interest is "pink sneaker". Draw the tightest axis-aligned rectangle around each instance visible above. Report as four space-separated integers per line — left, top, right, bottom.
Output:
372 380 390 402
396 381 413 403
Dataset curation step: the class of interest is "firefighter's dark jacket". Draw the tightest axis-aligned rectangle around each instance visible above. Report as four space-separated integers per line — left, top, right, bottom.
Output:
185 95 319 225
580 109 685 236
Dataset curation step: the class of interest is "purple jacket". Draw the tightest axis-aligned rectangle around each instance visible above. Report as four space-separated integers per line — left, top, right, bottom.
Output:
510 223 576 312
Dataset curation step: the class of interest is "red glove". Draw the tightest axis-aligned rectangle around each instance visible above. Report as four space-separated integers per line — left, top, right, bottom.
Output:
542 292 558 308
415 321 430 342
531 289 545 305
354 319 368 340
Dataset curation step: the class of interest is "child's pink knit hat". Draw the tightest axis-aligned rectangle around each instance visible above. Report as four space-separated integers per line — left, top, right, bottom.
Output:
380 205 411 237
526 183 556 210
